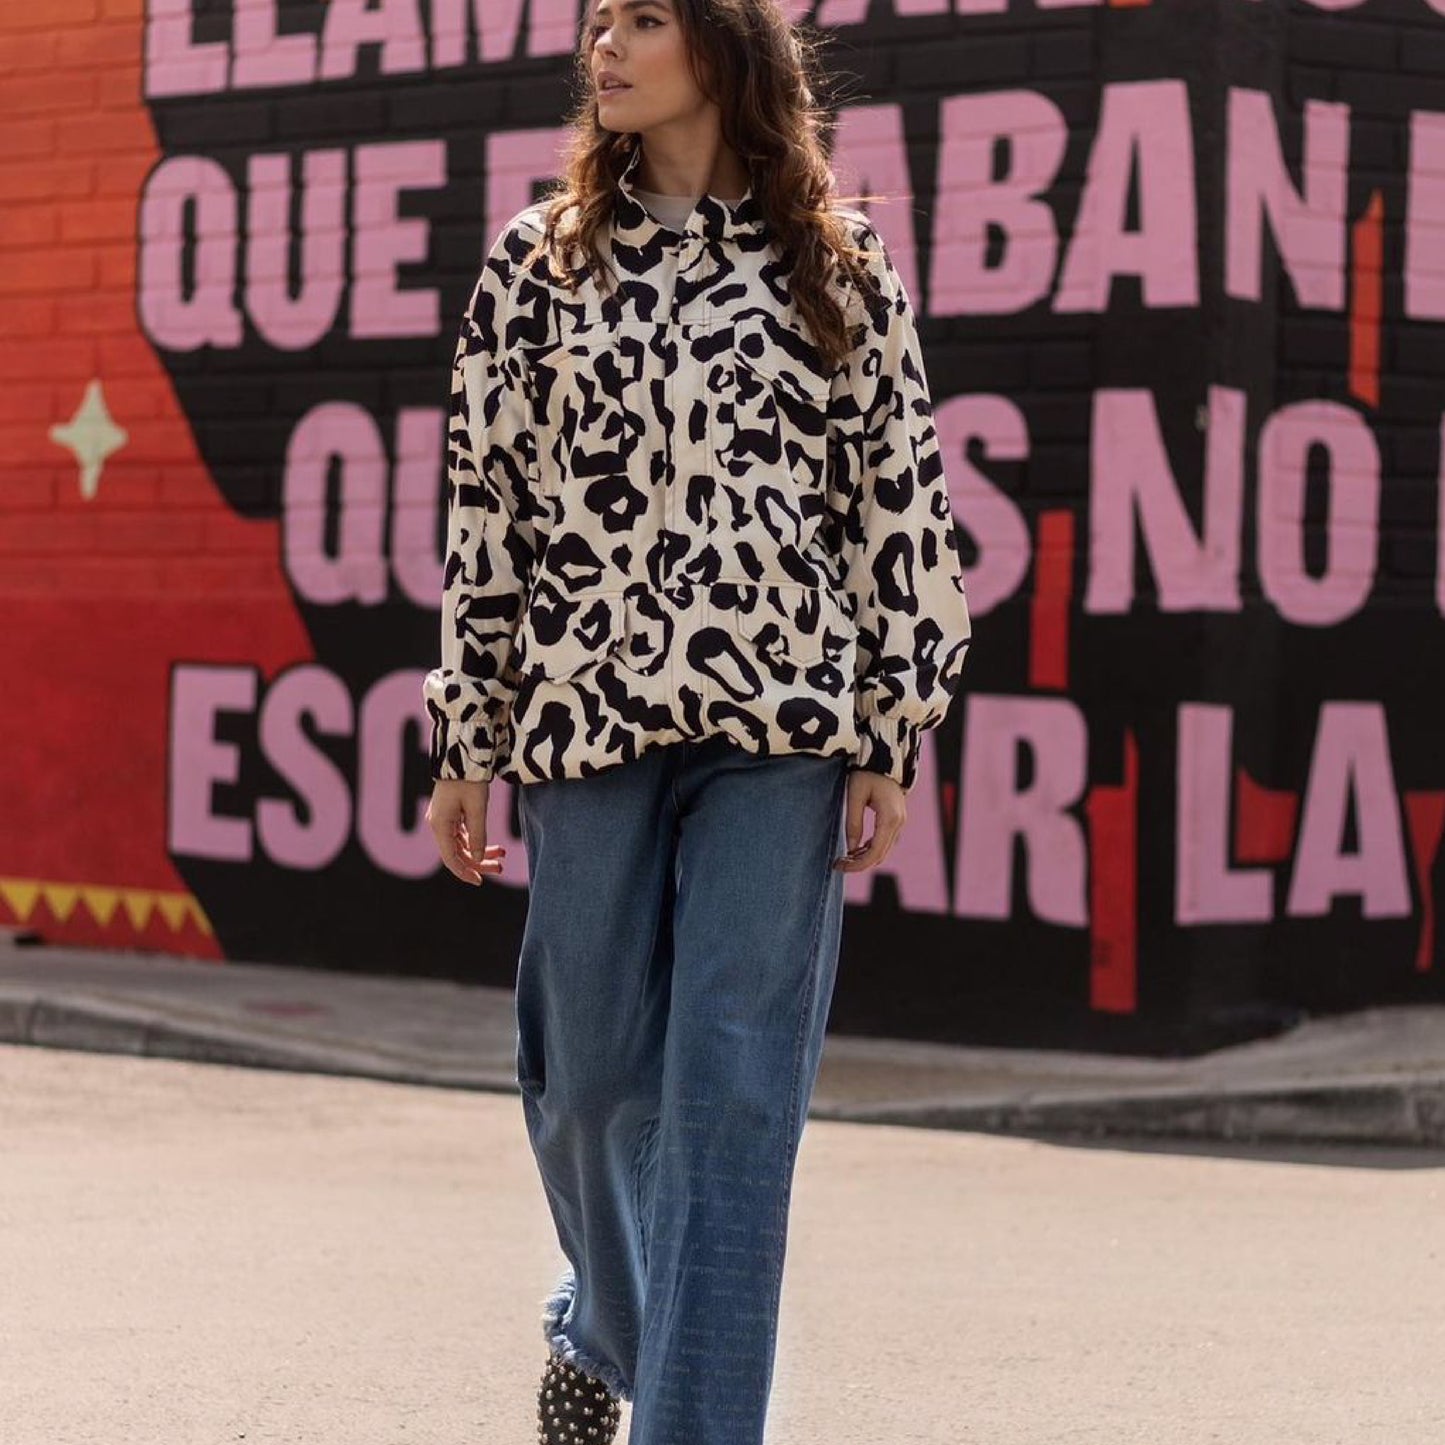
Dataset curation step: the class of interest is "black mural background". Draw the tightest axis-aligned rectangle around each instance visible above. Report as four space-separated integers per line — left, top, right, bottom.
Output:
145 0 1445 1054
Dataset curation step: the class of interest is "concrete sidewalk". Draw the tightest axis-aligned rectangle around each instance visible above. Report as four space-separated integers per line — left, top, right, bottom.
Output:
3 934 1444 1146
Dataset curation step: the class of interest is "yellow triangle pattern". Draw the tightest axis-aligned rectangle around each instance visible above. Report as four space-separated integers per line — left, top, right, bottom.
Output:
84 888 121 928
0 878 214 938
154 894 191 931
119 889 155 932
0 880 40 920
44 884 81 924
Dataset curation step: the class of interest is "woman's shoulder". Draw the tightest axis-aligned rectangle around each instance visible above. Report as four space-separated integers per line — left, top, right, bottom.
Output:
825 205 900 324
488 197 597 297
830 204 894 269
488 202 552 266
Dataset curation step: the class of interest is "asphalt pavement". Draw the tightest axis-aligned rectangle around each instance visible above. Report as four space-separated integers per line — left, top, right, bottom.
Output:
3 932 1445 1146
5 1041 1443 1445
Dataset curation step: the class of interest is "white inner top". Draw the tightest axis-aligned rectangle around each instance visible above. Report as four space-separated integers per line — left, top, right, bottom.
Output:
632 187 703 232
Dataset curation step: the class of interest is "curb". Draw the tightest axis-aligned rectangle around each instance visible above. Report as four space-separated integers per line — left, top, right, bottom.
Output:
813 1079 1445 1148
0 994 515 1095
5 991 1445 1147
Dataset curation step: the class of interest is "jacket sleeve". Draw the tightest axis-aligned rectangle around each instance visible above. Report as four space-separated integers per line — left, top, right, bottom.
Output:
826 218 972 793
422 223 542 782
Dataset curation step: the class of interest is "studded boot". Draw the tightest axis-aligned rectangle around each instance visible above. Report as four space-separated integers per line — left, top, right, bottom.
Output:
536 1350 623 1444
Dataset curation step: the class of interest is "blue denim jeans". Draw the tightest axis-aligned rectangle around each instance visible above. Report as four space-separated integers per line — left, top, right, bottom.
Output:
514 734 849 1445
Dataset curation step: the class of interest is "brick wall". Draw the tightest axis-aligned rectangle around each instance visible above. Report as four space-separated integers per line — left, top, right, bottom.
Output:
3 0 1442 1050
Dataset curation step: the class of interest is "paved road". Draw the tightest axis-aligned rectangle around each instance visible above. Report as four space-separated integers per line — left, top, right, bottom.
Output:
2 1042 1442 1445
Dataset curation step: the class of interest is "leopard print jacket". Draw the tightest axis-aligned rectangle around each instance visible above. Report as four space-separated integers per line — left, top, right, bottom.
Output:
423 145 972 793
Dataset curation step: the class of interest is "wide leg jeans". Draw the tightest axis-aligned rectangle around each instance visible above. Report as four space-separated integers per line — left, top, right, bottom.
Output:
514 734 849 1445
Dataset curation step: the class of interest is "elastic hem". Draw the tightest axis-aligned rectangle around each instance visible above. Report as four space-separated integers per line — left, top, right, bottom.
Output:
541 1269 635 1403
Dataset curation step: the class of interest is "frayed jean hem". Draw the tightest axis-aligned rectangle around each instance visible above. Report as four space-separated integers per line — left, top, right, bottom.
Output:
542 1268 635 1403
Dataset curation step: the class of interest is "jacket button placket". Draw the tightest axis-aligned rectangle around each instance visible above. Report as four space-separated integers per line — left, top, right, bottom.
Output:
670 230 712 708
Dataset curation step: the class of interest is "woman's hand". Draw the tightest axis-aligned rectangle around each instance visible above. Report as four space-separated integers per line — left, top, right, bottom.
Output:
834 768 906 872
426 778 507 886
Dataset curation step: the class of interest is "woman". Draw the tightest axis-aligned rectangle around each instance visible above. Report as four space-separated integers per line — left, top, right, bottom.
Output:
423 1 971 1440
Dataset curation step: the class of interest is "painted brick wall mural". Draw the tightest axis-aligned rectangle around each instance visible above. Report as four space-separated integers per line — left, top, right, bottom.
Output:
3 0 1443 1049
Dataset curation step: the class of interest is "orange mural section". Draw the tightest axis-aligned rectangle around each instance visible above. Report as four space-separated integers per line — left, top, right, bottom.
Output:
0 0 312 957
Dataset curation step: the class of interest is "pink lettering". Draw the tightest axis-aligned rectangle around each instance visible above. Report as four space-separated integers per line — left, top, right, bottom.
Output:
1257 400 1379 626
828 104 922 307
1226 89 1349 309
233 0 317 88
1056 80 1199 312
257 667 354 870
931 90 1067 316
955 695 1088 926
431 0 523 65
1085 386 1245 613
812 0 868 24
1286 704 1410 919
1405 111 1445 322
247 150 348 350
429 0 576 64
391 407 447 609
168 666 256 862
485 127 572 256
319 0 427 82
937 394 1032 616
138 157 243 350
1176 705 1272 924
352 140 444 340
357 671 436 877
144 0 229 99
283 403 390 606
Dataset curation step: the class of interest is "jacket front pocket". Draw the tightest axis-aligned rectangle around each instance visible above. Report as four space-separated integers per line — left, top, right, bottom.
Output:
730 581 855 687
713 315 833 552
515 590 668 682
523 325 648 501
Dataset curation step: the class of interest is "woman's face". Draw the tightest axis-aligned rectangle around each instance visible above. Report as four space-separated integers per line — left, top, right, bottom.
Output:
587 0 711 134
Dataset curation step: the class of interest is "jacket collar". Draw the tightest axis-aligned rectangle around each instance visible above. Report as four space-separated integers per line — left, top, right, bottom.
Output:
612 143 767 245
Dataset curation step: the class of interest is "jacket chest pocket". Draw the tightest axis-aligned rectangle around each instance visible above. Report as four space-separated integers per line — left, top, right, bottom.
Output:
522 325 650 501
714 316 832 520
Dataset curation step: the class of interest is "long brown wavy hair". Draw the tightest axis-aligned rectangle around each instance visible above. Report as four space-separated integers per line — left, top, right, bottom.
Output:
523 0 885 373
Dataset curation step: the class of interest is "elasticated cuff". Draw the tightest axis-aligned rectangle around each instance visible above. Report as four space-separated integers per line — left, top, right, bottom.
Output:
851 711 922 792
426 707 499 783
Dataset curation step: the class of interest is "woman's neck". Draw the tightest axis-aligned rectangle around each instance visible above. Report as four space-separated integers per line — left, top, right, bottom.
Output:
632 142 748 204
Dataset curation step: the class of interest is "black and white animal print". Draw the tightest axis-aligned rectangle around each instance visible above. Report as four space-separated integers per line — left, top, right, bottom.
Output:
423 143 971 792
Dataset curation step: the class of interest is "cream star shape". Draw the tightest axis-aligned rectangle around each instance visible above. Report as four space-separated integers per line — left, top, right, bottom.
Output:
50 379 129 500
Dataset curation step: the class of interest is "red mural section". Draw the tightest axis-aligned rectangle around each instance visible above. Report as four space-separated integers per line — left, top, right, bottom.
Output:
0 0 312 956
3 0 1444 1048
